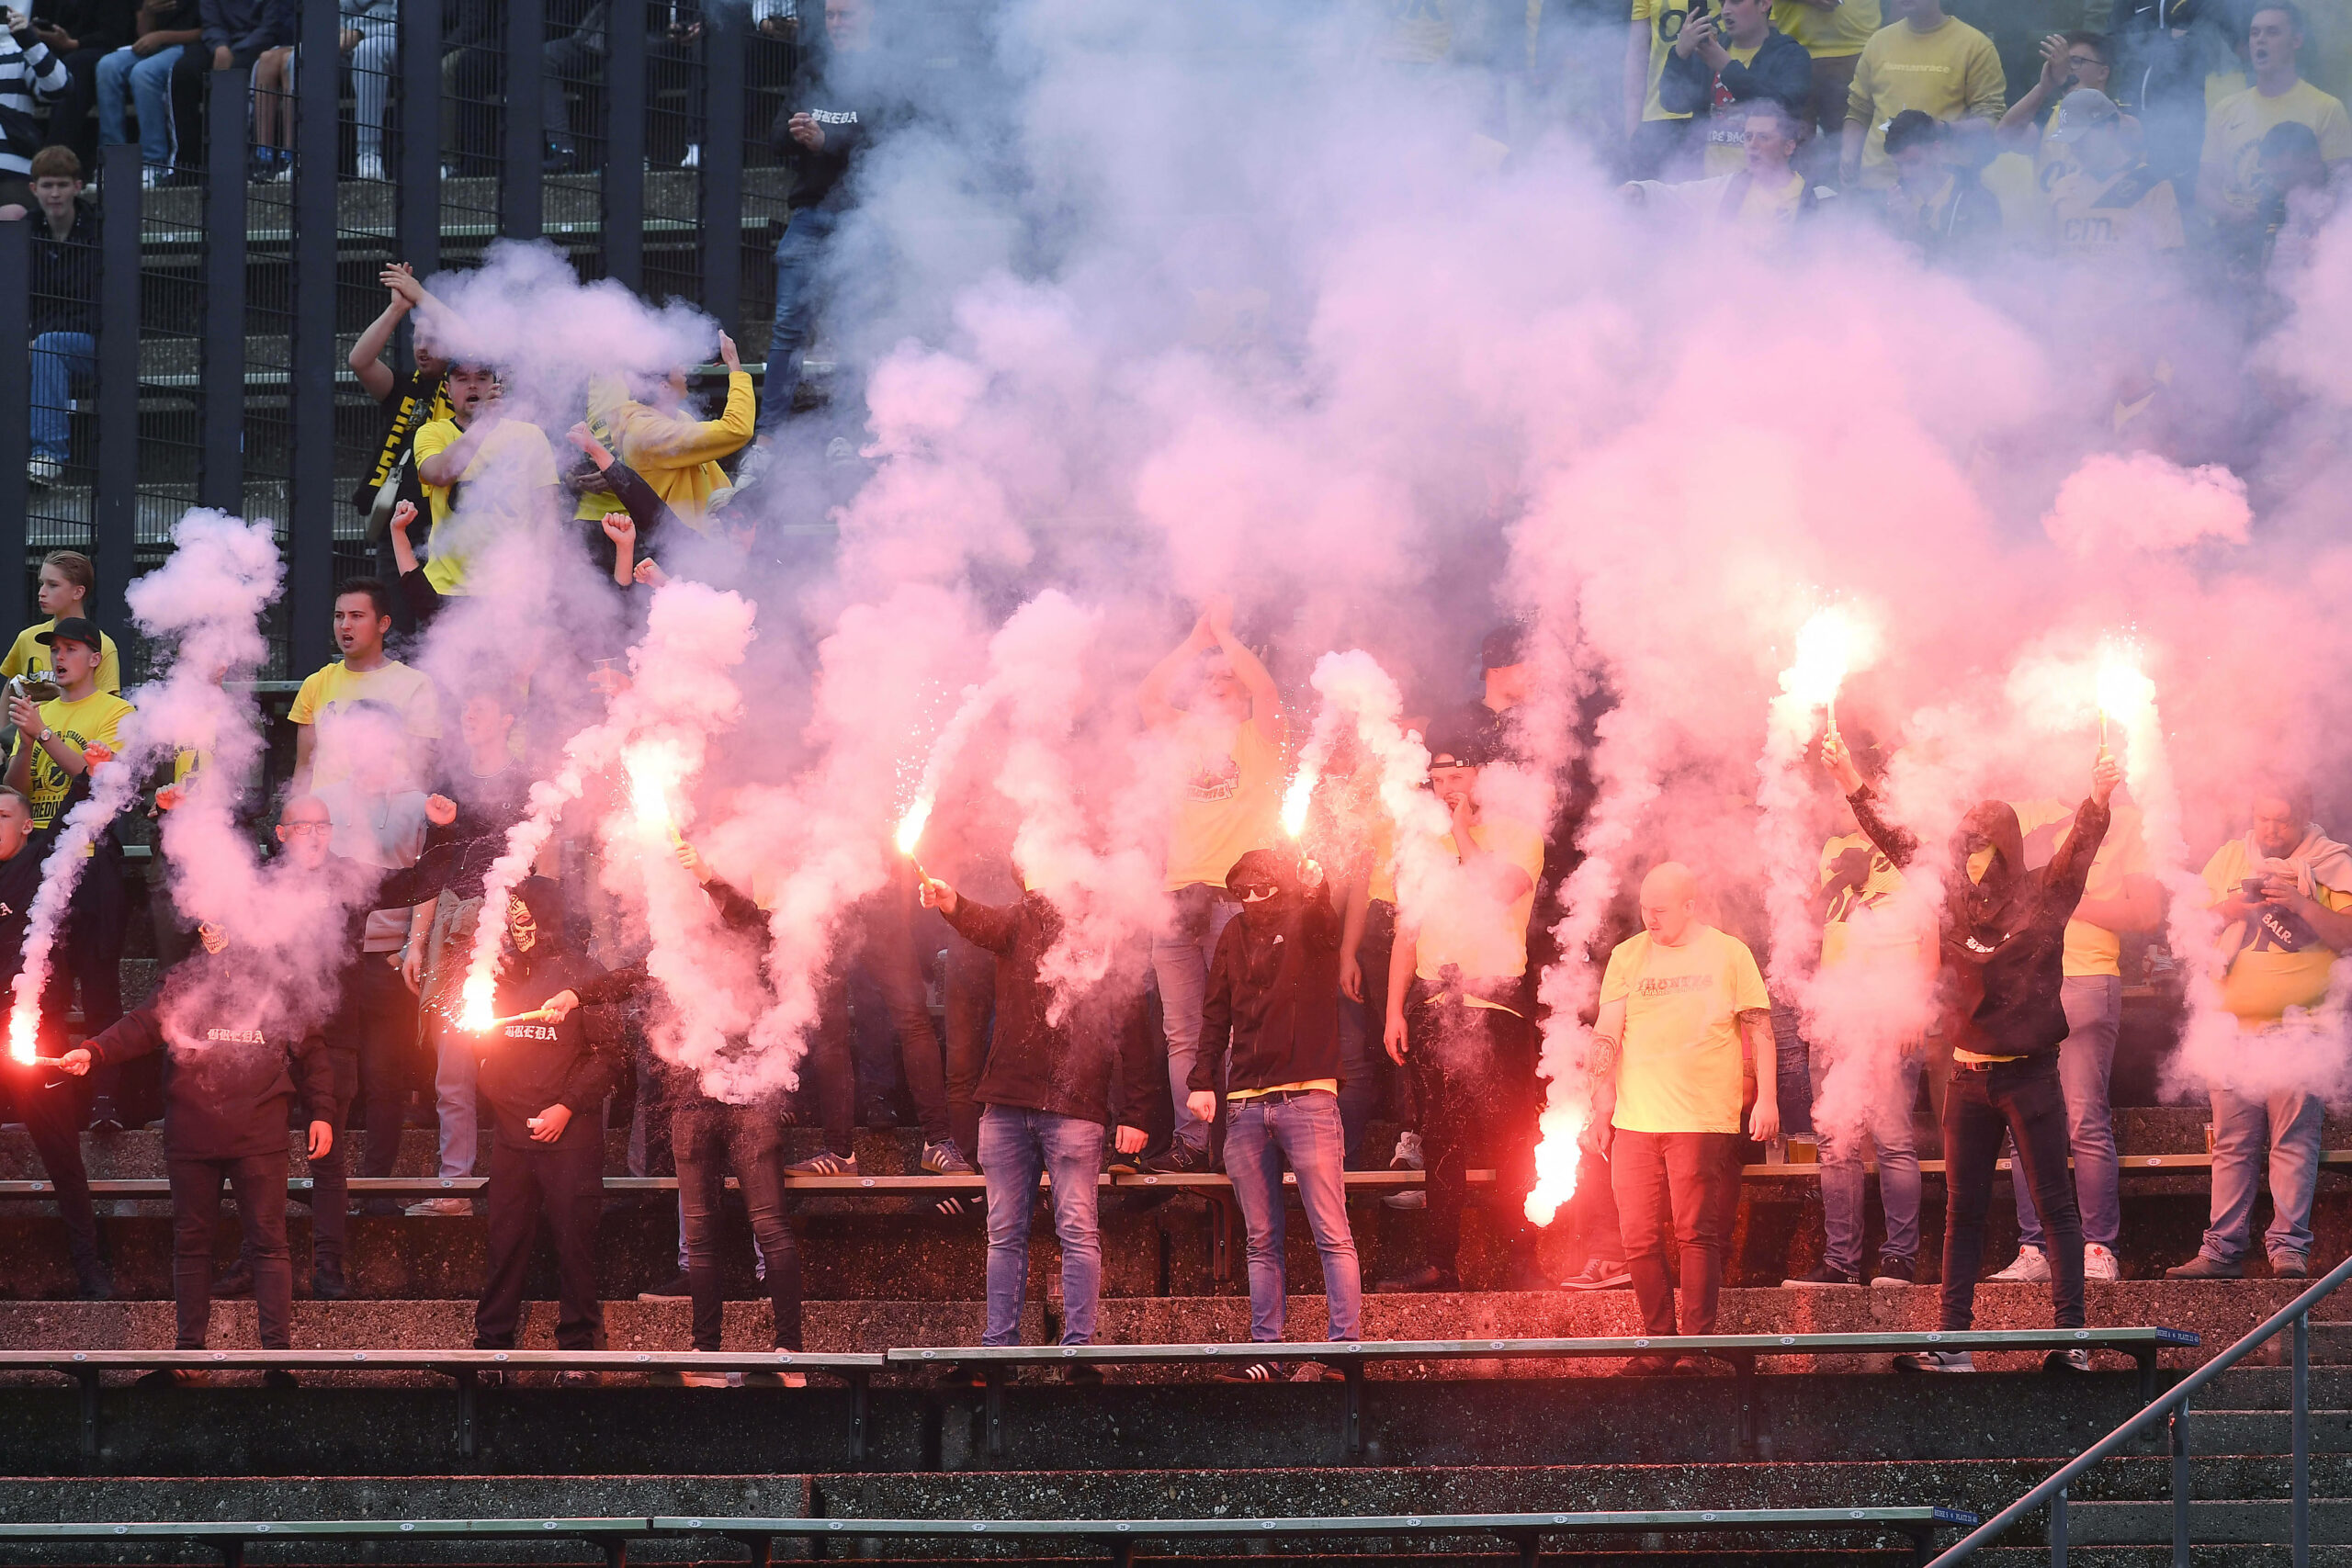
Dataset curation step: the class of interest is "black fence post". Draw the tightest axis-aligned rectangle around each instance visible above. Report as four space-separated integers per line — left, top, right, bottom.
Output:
701 2 744 335
198 66 248 516
0 217 28 630
288 0 340 677
605 9 645 291
94 143 142 648
397 0 443 286
503 0 545 240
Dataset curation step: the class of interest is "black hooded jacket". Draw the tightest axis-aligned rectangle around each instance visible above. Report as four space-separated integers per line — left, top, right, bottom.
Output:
85 951 338 1162
475 877 638 1151
1847 787 2111 1058
1191 880 1344 1096
940 890 1157 1130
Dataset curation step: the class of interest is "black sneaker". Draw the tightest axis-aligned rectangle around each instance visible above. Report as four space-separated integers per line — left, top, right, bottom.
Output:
74 1262 114 1302
1213 1359 1283 1382
1560 1258 1632 1292
88 1098 124 1134
2165 1254 2243 1280
1372 1263 1459 1293
1139 1142 1206 1175
1870 1257 1917 1288
211 1259 255 1299
1066 1360 1104 1387
262 1369 300 1390
311 1264 350 1302
1782 1263 1861 1288
638 1272 693 1303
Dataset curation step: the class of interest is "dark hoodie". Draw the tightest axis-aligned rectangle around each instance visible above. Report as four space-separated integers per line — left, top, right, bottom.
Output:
940 890 1156 1130
85 950 338 1162
1191 853 1344 1096
474 877 638 1151
765 0 871 210
1657 28 1814 130
1847 787 2111 1059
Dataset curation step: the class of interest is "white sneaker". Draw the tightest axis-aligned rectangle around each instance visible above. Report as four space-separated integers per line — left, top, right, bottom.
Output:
2044 1348 2092 1373
1989 1247 2050 1283
1894 1350 1975 1373
1390 1131 1424 1170
2084 1244 2120 1282
402 1197 472 1217
356 152 384 182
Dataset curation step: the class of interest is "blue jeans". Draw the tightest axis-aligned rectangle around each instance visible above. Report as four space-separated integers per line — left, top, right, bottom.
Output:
1149 884 1238 1153
2012 975 2120 1251
30 332 95 463
755 204 837 435
2201 1078 2321 1266
978 1104 1105 1346
1812 1048 1923 1275
1221 1090 1362 1343
96 44 185 169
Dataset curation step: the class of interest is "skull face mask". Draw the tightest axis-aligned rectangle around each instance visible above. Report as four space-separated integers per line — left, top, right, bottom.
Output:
198 921 229 956
507 896 538 954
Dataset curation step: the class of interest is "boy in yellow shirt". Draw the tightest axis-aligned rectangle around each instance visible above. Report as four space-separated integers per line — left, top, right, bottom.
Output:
2197 4 2351 230
411 363 561 599
1840 0 2007 187
2 550 121 694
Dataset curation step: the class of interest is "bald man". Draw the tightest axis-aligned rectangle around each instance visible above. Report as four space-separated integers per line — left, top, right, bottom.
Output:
1589 862 1776 1372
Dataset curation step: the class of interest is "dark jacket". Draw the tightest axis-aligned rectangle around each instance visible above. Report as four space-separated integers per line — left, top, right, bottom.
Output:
764 0 867 210
1657 28 1813 123
30 0 141 55
474 878 634 1150
1848 787 2111 1058
1190 885 1343 1096
198 0 291 64
85 952 338 1161
941 890 1156 1129
413 761 531 905
28 198 98 338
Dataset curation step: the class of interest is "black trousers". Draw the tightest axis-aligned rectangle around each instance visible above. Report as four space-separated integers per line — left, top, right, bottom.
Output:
1356 899 1414 1131
3 1064 97 1275
673 1100 803 1352
846 897 952 1145
303 1047 360 1270
941 931 993 1163
332 953 416 1179
43 859 132 1115
1407 986 1539 1276
170 1152 290 1349
807 972 855 1158
1941 1054 2085 1331
474 1132 605 1350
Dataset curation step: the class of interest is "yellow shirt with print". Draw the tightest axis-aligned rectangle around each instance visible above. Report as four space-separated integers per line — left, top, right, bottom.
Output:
2 622 122 694
2202 837 2352 1026
288 660 443 790
2012 798 2145 980
1697 39 1770 175
411 416 561 595
1163 716 1284 891
1633 0 1698 122
2045 164 2183 264
1845 16 2008 186
1413 814 1545 984
8 690 134 829
2200 79 2352 221
1772 0 1879 59
1816 829 1930 970
1603 923 1768 1134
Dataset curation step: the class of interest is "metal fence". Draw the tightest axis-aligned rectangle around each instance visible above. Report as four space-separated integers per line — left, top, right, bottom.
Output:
0 0 779 681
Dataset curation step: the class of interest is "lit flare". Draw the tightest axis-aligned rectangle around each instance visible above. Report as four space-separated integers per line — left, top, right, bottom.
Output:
1279 766 1317 840
6 1008 35 1066
1782 605 1878 739
895 796 933 859
2095 646 2152 757
1523 1103 1588 1225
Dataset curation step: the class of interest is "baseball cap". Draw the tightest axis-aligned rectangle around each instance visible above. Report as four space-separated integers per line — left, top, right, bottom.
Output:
36 616 103 651
2047 88 2121 143
1423 713 1498 769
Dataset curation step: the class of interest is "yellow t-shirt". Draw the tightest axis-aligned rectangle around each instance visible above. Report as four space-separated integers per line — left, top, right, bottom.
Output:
2199 79 2352 221
1816 829 1928 969
1633 0 1698 122
2202 837 2352 1026
8 690 134 829
1164 716 1284 890
1603 924 1769 1134
1771 0 1879 60
2 622 122 694
1364 814 1397 907
1698 40 1769 175
2013 798 2145 980
288 660 443 790
1373 0 1452 64
1228 1078 1340 1101
2046 164 2185 263
1845 16 2008 186
1413 814 1545 984
412 416 561 595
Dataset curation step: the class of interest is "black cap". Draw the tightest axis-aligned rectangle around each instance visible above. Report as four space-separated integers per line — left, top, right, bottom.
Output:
36 616 102 651
1226 848 1291 895
1423 711 1498 769
1480 624 1527 671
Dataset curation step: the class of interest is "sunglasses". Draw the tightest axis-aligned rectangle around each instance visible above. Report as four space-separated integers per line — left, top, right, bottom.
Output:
1234 883 1280 902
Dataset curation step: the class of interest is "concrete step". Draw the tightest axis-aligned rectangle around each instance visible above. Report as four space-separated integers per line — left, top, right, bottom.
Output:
2065 1496 2352 1544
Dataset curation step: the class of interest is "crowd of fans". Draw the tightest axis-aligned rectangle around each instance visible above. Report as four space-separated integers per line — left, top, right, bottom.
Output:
0 0 2344 1384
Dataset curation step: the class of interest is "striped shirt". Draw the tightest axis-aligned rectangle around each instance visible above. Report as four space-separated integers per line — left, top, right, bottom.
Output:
0 27 68 178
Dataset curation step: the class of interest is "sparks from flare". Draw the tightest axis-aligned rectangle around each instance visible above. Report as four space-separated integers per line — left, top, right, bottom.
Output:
1782 604 1879 740
2095 644 2152 758
1279 764 1317 840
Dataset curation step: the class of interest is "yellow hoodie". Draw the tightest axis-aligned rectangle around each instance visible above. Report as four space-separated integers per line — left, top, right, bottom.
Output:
574 369 756 532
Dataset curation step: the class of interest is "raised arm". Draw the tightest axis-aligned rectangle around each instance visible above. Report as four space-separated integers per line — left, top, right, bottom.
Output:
1201 595 1282 748
1137 613 1216 728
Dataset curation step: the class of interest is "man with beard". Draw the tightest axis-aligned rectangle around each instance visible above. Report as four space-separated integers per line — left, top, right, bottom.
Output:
470 877 638 1365
1187 848 1360 1383
57 918 337 1382
1375 718 1548 1294
1826 736 2119 1372
917 866 1153 1371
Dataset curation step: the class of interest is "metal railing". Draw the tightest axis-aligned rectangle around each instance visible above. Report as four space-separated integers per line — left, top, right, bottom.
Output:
1928 1249 2352 1567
